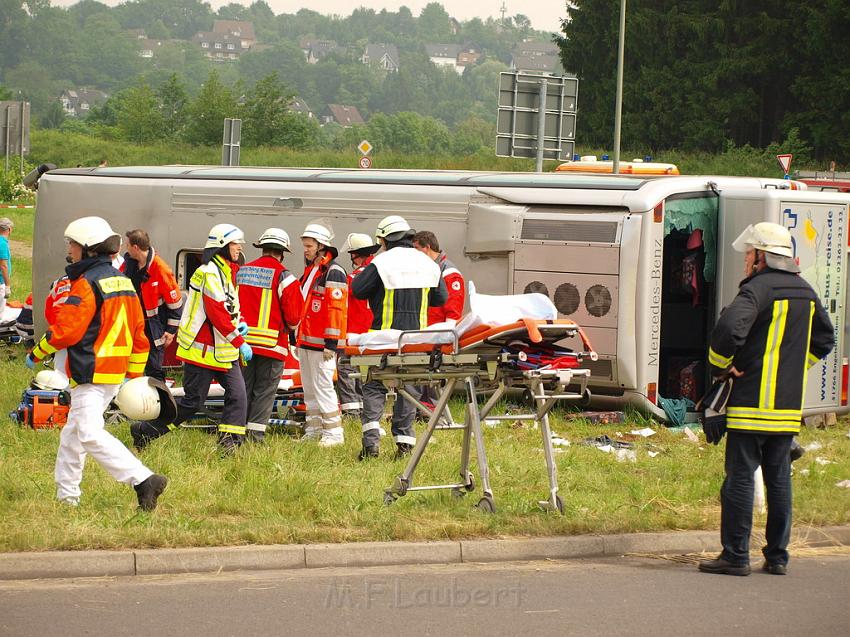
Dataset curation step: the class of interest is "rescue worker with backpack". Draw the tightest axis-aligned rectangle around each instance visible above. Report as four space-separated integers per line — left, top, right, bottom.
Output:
121 229 183 381
351 215 448 460
698 222 834 577
336 233 381 418
297 221 348 447
131 223 252 455
237 228 303 442
26 216 167 511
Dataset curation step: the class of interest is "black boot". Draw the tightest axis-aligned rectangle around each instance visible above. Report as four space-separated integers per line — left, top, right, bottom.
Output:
218 433 243 456
789 439 805 462
134 474 168 511
358 445 380 461
698 556 751 576
130 420 169 451
394 443 414 460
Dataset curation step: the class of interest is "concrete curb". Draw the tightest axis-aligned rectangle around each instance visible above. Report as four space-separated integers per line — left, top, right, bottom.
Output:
1 525 848 581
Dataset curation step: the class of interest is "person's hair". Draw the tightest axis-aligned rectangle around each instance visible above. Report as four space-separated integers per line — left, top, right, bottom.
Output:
262 246 285 258
90 235 121 256
412 230 439 252
125 229 151 251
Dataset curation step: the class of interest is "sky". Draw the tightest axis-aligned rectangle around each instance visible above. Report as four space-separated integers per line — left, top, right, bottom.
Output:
50 1 568 32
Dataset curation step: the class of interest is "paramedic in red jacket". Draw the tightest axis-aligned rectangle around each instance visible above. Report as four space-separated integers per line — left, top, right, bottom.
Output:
237 228 303 442
27 216 166 511
121 229 183 381
411 231 466 325
336 233 380 418
297 221 348 447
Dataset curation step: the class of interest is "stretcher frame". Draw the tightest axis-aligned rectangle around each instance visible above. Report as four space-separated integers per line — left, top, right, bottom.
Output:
348 319 594 513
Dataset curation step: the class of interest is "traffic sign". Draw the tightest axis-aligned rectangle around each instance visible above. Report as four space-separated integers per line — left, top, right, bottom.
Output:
776 153 793 174
358 140 373 155
359 156 372 169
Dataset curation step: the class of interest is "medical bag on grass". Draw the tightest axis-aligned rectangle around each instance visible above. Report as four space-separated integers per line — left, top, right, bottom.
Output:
10 389 71 429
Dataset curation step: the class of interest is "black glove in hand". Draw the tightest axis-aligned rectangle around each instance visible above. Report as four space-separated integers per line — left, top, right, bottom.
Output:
702 415 727 445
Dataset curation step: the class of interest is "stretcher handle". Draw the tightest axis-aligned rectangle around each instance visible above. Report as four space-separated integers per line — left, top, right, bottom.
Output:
396 329 458 354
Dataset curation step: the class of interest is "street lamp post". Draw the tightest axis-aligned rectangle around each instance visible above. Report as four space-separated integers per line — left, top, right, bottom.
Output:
612 0 626 175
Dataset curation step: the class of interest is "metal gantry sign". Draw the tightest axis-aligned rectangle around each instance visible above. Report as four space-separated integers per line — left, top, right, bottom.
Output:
0 101 30 173
221 118 241 167
496 73 578 171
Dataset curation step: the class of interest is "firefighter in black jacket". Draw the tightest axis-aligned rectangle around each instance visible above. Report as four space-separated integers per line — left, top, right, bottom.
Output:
351 215 448 460
699 222 834 577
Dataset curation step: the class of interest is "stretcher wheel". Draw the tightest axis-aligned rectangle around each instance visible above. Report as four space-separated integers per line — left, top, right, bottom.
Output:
538 495 564 514
555 495 564 514
383 492 397 506
451 487 466 499
475 496 495 513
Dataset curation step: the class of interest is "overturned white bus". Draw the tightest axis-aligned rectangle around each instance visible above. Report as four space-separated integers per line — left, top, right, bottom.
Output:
32 167 849 421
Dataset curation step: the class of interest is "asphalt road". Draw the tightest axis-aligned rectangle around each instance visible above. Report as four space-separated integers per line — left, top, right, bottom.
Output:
1 554 848 636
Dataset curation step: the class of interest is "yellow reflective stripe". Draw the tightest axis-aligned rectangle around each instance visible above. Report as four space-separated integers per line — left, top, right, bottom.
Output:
258 288 272 330
92 372 125 384
807 352 820 368
127 362 146 374
419 287 429 328
760 300 788 410
708 346 732 369
381 288 394 329
32 341 54 360
247 326 278 337
727 420 800 433
246 335 278 347
167 423 178 431
727 406 802 418
218 424 246 435
128 352 147 363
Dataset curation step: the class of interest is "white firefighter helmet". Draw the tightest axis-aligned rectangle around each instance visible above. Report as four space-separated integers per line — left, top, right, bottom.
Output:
342 233 377 254
301 222 334 247
253 227 291 252
375 215 412 242
32 369 69 391
115 377 178 422
732 222 794 257
205 223 245 249
64 216 120 249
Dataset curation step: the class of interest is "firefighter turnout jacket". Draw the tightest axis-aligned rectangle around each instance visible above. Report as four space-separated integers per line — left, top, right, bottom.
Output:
31 255 149 384
346 255 375 335
176 255 245 370
237 255 303 360
297 252 348 351
121 248 183 349
352 240 448 331
708 268 834 434
428 252 465 325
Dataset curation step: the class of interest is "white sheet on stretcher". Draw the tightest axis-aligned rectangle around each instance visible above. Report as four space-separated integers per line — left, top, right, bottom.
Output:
347 281 558 352
0 306 22 326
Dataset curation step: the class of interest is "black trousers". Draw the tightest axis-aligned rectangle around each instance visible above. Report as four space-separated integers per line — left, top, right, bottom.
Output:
139 362 247 443
144 345 165 381
720 431 793 566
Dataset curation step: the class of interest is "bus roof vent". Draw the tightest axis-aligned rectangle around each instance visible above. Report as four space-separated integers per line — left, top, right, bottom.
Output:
520 219 618 243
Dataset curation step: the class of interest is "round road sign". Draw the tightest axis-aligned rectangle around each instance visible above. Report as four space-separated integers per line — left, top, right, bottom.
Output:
359 156 372 169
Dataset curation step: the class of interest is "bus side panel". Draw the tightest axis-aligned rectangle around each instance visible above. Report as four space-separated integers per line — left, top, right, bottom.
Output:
781 201 848 410
616 214 641 389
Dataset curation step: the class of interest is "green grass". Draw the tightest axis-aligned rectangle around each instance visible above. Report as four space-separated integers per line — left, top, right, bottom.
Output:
0 347 848 553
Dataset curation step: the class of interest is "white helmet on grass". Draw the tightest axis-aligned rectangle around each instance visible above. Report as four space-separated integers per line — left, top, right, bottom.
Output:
115 377 178 422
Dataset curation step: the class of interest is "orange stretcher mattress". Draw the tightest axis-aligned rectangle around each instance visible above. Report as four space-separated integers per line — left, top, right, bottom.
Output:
344 319 594 357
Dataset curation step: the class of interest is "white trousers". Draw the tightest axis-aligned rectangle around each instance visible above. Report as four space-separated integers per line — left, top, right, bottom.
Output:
55 383 152 502
297 347 341 431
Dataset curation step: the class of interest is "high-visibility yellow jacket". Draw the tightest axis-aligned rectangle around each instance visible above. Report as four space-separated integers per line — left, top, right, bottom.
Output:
708 268 834 434
176 256 244 370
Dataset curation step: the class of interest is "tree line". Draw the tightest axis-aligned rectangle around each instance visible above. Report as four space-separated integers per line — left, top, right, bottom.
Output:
558 0 850 160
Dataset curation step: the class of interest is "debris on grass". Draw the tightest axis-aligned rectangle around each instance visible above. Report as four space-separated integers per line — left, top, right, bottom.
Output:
815 457 833 465
804 441 823 452
630 427 656 437
836 480 850 489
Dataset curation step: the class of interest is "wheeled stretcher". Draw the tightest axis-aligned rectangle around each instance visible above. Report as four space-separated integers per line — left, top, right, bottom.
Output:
347 318 595 513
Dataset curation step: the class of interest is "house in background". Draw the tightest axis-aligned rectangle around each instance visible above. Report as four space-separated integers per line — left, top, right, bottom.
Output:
320 104 365 127
299 38 346 64
192 31 244 61
289 97 314 119
59 88 108 117
212 20 256 50
360 43 399 72
426 43 481 75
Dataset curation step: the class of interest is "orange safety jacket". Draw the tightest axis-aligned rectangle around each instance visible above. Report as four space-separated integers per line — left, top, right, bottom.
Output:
296 252 348 352
427 253 465 325
237 255 303 360
31 255 149 385
45 276 71 325
346 255 374 335
121 249 183 348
